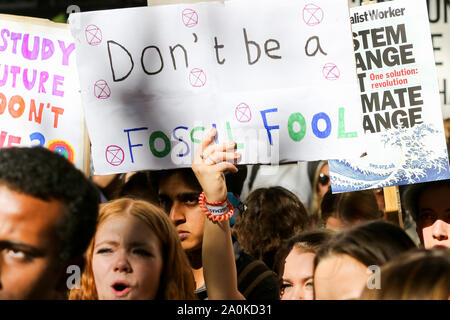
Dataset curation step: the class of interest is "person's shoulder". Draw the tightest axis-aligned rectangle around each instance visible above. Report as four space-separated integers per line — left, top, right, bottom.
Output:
235 242 279 300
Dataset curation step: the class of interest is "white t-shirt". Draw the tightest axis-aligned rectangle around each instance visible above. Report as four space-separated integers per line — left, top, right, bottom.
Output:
240 162 312 208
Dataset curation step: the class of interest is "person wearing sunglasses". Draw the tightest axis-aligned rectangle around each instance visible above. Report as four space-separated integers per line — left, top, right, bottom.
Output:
309 161 331 226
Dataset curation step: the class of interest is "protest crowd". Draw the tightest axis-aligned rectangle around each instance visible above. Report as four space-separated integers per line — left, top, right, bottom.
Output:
0 0 450 302
0 130 449 300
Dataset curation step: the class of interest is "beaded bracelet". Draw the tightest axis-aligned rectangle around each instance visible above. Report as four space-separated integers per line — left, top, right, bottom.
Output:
198 192 235 222
204 196 227 206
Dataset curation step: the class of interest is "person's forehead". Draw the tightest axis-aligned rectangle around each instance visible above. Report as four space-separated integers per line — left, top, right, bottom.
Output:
419 185 450 207
0 185 65 246
158 172 200 196
314 254 368 299
96 215 158 245
315 254 366 280
284 249 315 278
319 163 329 173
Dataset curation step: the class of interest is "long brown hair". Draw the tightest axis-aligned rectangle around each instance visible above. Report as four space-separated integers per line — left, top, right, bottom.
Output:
314 221 416 271
69 198 196 300
321 189 383 227
361 248 450 300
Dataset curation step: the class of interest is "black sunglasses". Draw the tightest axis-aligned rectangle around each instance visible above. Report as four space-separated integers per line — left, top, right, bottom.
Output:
318 173 330 186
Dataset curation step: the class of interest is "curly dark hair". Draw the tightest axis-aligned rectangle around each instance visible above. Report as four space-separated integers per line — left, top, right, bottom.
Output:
232 186 309 270
0 147 100 261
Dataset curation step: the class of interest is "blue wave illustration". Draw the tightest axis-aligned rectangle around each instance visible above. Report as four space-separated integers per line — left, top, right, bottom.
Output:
330 124 450 192
328 159 392 181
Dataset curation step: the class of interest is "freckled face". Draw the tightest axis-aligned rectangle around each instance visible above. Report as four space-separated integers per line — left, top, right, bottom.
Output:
92 215 164 300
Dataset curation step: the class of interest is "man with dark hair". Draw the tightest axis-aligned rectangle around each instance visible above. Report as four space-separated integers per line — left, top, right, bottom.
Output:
0 147 99 299
403 179 450 249
153 167 279 300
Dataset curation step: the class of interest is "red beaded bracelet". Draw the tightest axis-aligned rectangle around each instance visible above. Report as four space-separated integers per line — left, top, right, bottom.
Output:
198 192 235 222
203 195 227 206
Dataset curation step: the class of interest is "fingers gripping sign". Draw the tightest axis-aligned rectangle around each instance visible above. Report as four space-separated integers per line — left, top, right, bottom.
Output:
192 128 241 204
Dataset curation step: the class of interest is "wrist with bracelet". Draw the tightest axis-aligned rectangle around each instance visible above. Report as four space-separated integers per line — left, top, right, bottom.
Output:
198 192 235 222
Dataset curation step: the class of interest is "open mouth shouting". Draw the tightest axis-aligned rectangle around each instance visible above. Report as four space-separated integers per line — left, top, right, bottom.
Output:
111 281 132 297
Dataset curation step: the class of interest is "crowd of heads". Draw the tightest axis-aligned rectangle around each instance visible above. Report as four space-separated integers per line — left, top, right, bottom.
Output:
0 147 449 300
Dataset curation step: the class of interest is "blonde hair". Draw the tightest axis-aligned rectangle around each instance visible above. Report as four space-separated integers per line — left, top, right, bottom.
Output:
69 198 196 300
309 161 328 220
